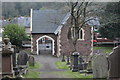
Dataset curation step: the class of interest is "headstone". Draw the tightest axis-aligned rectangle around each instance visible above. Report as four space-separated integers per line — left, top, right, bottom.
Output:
61 54 65 62
17 51 29 65
92 54 109 78
0 51 2 78
87 60 92 74
79 56 84 63
78 56 84 70
71 52 79 72
108 46 120 78
28 55 35 66
86 55 93 74
2 38 14 77
66 56 70 65
11 45 16 67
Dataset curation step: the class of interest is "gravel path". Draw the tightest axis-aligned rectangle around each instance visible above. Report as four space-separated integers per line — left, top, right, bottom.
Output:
34 54 69 78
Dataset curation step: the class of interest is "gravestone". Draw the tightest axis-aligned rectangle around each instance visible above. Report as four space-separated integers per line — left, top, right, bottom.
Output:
0 51 1 79
17 51 29 65
108 46 120 78
79 56 84 63
78 56 84 70
28 55 35 66
66 56 70 65
71 52 79 72
87 55 93 74
11 45 16 67
61 54 65 62
92 54 109 78
2 38 14 77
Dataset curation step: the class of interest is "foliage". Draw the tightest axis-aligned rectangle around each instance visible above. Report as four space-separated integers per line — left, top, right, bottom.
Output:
57 71 93 78
55 61 69 69
54 61 93 78
23 62 41 78
99 23 120 40
23 70 40 78
28 62 41 69
67 2 103 52
99 2 120 40
99 2 120 25
105 2 120 14
2 24 29 47
93 47 113 54
2 2 67 19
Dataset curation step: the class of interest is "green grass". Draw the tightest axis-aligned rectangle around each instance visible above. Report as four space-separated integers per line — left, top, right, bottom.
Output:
55 61 93 78
23 62 41 78
28 62 41 69
93 47 113 54
58 71 93 78
23 69 40 78
55 61 69 69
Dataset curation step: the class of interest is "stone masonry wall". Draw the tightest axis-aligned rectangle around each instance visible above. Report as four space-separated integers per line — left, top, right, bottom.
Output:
31 34 58 56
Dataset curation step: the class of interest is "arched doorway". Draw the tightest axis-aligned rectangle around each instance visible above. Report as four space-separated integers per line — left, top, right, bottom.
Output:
36 35 55 55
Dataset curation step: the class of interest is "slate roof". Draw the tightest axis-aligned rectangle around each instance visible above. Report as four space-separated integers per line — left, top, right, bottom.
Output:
11 17 30 28
0 20 10 27
32 9 68 34
86 17 100 26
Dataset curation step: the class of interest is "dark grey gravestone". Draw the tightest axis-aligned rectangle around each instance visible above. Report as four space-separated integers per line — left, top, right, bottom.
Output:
109 46 120 78
78 56 84 70
12 45 16 67
66 56 70 65
79 56 84 63
71 52 79 72
93 54 109 78
17 51 29 65
28 55 35 66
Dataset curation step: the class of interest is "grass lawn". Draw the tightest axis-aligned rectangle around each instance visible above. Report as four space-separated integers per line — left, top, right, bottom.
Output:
23 62 41 78
55 61 93 78
55 61 69 69
93 46 113 54
58 71 93 78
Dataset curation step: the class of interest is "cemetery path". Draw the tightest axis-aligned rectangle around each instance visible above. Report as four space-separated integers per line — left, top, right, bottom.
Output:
34 54 69 78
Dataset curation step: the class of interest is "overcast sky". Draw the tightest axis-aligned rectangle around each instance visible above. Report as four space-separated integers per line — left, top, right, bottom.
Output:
0 0 119 2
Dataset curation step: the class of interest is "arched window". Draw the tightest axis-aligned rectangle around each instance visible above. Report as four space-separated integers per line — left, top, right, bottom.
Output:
78 28 84 40
71 27 75 38
71 27 84 40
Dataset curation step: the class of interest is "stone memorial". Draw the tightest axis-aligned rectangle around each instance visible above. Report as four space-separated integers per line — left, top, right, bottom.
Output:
2 38 14 77
87 60 92 74
17 51 29 65
78 56 84 70
66 56 70 65
0 44 2 78
61 54 65 62
71 52 79 72
11 45 16 67
108 46 120 78
28 55 35 66
92 54 109 78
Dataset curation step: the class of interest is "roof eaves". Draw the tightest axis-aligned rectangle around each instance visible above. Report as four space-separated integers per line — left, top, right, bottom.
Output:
54 12 71 35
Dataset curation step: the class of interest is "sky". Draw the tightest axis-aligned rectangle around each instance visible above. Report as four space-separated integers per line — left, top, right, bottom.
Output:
0 0 120 2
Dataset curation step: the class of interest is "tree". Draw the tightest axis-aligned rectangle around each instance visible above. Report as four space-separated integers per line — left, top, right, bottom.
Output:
99 2 120 40
2 2 19 18
98 2 120 25
99 23 120 40
2 2 66 19
67 2 103 52
2 24 29 47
